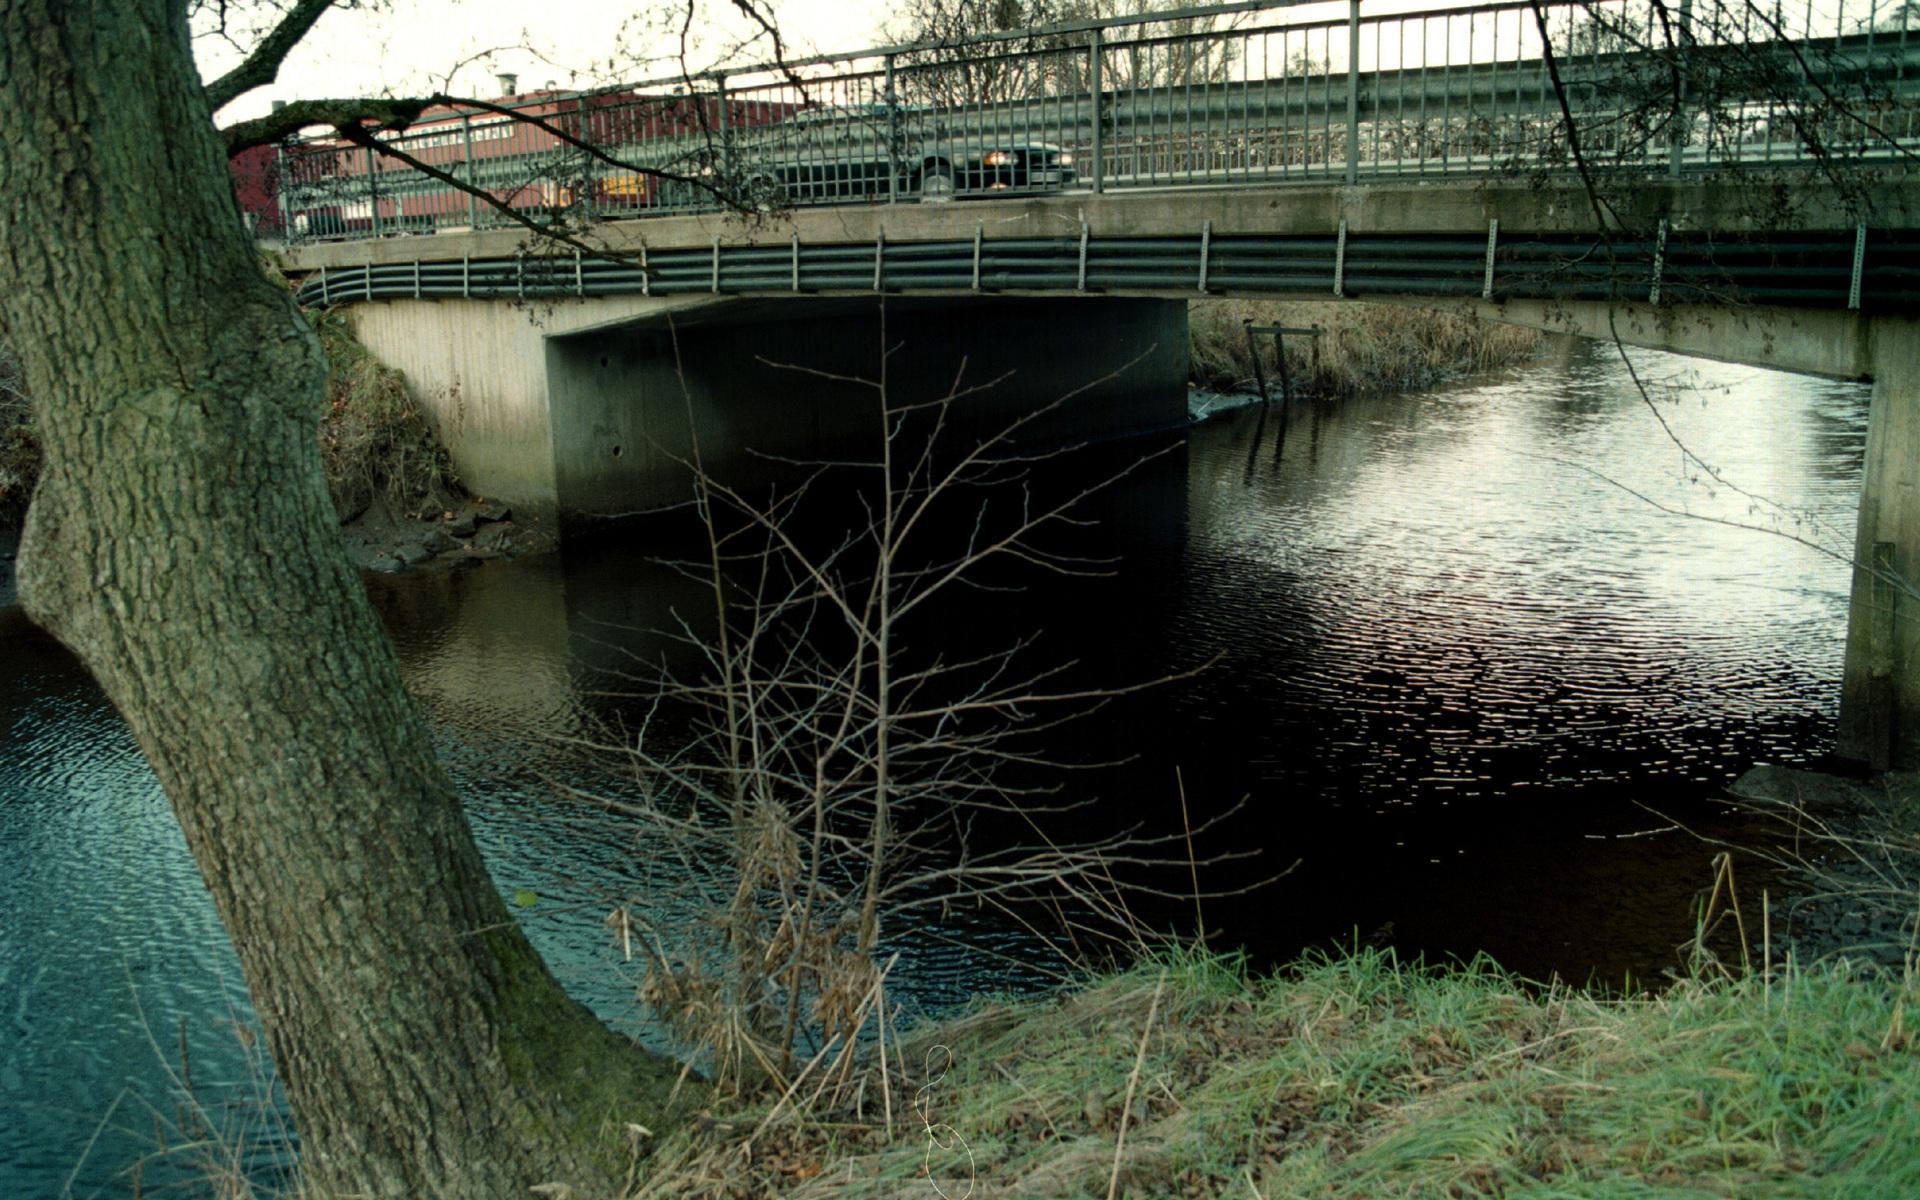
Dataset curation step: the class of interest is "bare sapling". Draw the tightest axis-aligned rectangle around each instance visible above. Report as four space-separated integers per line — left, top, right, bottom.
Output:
558 304 1265 1105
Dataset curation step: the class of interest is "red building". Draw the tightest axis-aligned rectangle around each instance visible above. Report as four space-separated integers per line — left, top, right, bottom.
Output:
274 85 798 238
228 142 282 236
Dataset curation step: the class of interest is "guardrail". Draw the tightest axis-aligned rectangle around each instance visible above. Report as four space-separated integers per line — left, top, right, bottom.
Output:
293 227 1920 312
270 0 1920 242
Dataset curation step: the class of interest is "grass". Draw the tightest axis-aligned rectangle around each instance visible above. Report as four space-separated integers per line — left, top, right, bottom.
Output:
1190 299 1543 402
635 947 1920 1199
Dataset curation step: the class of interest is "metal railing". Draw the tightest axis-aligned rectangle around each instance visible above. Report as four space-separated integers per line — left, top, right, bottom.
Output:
269 0 1920 242
294 227 1920 312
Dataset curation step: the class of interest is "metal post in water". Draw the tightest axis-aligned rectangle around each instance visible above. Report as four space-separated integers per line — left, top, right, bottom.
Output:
1245 322 1321 415
1244 319 1271 408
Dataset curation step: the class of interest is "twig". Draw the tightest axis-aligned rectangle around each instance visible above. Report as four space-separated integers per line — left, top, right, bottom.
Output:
1177 766 1204 942
1107 968 1166 1200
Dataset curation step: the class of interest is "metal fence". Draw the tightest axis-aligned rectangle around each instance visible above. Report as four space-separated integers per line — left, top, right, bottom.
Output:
269 0 1920 242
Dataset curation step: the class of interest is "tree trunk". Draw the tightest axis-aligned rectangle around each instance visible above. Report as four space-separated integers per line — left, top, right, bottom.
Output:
0 3 693 1195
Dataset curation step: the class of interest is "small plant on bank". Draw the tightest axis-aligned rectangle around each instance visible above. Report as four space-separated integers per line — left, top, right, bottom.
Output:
568 309 1260 1108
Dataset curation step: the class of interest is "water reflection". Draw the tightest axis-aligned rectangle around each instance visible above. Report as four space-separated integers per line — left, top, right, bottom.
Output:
1128 340 1865 979
0 339 1870 1194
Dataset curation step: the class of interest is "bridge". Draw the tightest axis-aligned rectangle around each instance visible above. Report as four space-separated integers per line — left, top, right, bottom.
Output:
273 0 1920 767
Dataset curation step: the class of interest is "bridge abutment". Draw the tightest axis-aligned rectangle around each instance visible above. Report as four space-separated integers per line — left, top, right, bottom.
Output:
347 294 1188 527
1839 317 1920 770
541 296 1188 523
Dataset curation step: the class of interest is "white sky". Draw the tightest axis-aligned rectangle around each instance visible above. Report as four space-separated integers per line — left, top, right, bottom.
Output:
200 0 896 124
198 0 1873 126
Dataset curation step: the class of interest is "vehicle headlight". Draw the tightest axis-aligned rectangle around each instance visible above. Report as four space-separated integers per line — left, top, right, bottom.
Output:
982 150 1015 167
1057 152 1074 166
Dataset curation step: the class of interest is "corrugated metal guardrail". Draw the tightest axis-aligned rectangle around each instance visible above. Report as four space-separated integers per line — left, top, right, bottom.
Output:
295 229 1920 311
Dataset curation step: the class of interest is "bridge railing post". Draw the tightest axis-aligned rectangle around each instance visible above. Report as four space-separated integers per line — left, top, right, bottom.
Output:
715 74 731 210
1668 0 1693 178
461 115 478 228
364 145 382 237
273 143 293 242
1089 27 1104 194
886 54 901 206
1345 0 1361 185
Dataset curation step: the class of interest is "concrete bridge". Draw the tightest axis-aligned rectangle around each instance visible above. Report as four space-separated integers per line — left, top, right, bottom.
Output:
276 0 1920 767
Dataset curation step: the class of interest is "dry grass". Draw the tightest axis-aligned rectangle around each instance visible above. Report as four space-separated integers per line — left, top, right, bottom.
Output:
309 307 461 521
1190 299 1542 402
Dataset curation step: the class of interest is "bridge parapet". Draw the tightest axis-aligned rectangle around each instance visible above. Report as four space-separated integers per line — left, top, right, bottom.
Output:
262 0 1920 244
281 180 1920 364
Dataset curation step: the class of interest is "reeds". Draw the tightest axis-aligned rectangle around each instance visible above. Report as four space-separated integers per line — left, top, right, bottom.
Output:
1189 299 1542 403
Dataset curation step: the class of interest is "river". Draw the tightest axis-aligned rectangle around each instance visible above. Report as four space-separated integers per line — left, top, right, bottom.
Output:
0 337 1869 1195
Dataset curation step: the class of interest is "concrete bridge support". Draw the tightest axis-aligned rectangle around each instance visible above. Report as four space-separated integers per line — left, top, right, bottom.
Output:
543 296 1188 520
1431 297 1917 769
346 294 1188 525
1838 318 1920 770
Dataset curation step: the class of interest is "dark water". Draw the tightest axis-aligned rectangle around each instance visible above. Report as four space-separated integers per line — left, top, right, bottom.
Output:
0 338 1869 1194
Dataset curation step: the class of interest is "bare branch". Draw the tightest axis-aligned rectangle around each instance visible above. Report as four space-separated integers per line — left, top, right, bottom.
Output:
203 0 339 113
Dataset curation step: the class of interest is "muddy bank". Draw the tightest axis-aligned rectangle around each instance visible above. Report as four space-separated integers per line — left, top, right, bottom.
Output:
1729 764 1920 967
339 497 554 574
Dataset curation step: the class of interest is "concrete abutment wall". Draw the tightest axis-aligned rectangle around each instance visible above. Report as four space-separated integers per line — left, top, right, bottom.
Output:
543 296 1189 520
1838 318 1920 769
346 292 1189 522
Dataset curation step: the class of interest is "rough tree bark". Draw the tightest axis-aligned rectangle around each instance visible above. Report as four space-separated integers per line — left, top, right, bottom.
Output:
0 2 692 1195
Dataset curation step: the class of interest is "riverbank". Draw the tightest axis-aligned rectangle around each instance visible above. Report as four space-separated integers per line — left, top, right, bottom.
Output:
1729 764 1920 969
0 314 550 573
636 948 1919 1199
1189 299 1543 404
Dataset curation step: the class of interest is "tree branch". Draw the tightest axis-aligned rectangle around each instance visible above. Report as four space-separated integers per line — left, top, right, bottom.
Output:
223 95 435 156
203 0 339 113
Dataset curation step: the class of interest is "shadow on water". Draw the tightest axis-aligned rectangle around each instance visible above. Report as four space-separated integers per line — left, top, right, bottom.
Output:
0 339 1872 1193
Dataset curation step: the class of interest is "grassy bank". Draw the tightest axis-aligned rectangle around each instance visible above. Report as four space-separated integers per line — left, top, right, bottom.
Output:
638 948 1919 1199
1191 300 1543 401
